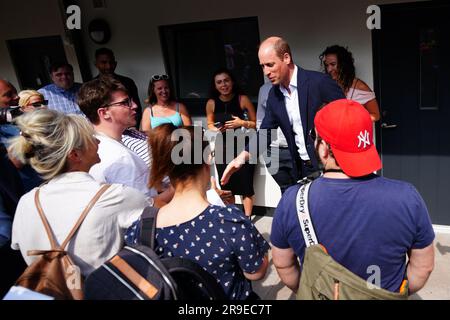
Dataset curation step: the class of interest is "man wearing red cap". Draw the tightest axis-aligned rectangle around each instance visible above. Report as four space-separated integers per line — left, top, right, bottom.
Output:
270 99 435 297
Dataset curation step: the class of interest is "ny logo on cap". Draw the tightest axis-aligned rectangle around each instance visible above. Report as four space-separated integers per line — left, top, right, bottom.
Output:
357 130 371 149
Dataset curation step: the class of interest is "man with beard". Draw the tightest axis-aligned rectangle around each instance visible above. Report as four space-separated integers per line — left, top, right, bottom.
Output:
270 99 435 297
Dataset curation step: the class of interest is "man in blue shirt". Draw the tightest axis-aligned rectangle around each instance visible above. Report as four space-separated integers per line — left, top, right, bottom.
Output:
38 62 82 115
271 99 435 295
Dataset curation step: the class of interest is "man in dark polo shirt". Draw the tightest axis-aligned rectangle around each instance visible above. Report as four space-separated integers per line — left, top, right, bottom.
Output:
94 48 143 126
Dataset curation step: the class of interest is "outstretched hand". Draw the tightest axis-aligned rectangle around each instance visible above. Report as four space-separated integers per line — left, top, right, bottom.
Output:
220 152 248 185
210 177 235 205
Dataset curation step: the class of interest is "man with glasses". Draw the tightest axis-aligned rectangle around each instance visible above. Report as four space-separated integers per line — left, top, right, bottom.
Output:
78 76 171 207
38 62 83 115
94 48 143 126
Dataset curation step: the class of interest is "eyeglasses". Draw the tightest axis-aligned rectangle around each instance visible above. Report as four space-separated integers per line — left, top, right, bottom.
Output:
31 100 48 108
105 97 134 108
151 74 169 82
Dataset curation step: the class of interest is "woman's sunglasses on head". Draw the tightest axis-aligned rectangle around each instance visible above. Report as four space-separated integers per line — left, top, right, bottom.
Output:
151 74 169 82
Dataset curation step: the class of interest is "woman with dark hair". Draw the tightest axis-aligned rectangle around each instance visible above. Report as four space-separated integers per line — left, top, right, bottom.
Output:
320 45 380 121
205 68 257 217
140 75 192 132
125 124 269 300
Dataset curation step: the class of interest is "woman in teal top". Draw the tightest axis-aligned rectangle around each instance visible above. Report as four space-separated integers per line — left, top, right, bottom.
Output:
140 75 192 132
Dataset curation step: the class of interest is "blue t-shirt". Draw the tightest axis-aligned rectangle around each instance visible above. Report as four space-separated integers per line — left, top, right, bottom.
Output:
125 205 270 300
271 175 435 292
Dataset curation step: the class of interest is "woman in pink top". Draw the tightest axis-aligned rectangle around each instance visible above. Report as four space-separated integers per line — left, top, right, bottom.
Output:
320 45 380 122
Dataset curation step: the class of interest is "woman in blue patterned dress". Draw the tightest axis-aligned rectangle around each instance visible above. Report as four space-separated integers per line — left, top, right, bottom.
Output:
125 124 269 300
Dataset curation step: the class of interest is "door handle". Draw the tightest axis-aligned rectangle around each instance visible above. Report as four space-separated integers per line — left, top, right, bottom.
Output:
381 123 398 129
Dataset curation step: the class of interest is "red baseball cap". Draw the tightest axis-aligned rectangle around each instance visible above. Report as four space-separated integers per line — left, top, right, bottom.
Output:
314 99 382 177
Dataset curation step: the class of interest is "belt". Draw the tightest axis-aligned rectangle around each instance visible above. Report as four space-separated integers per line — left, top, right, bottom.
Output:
302 160 313 167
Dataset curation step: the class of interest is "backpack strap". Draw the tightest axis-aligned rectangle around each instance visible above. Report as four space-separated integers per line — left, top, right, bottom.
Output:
34 184 111 251
34 189 58 250
296 181 319 247
139 206 159 249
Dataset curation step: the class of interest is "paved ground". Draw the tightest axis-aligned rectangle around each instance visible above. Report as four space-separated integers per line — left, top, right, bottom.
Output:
251 216 450 300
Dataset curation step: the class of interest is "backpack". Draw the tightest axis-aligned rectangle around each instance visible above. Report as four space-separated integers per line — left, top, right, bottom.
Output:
84 206 227 300
295 179 409 300
15 184 111 300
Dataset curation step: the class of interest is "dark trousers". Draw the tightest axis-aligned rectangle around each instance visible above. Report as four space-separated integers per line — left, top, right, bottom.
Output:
266 147 297 194
0 244 27 297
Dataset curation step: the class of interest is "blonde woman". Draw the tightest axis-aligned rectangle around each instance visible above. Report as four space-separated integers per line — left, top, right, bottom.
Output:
6 90 47 190
8 109 149 277
18 90 47 113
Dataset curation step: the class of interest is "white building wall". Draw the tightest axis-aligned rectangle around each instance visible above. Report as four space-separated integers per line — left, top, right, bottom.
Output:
0 0 83 85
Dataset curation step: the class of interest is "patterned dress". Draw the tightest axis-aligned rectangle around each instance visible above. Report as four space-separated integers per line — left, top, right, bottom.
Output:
124 205 270 300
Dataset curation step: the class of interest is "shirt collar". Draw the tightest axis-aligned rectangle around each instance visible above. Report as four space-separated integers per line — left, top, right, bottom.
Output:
280 65 298 96
47 171 96 185
290 65 298 88
96 131 125 145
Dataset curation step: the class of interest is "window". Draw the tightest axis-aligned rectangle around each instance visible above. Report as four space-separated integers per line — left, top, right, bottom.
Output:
159 17 264 114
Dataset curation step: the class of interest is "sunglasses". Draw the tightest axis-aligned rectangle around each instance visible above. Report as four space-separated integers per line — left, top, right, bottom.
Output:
151 74 169 82
31 100 48 108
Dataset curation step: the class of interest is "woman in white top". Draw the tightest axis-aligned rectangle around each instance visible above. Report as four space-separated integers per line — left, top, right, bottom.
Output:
320 45 380 122
8 109 149 276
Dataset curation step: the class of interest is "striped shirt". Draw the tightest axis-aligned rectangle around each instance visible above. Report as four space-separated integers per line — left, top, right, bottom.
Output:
122 129 172 189
121 129 151 166
38 83 83 115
